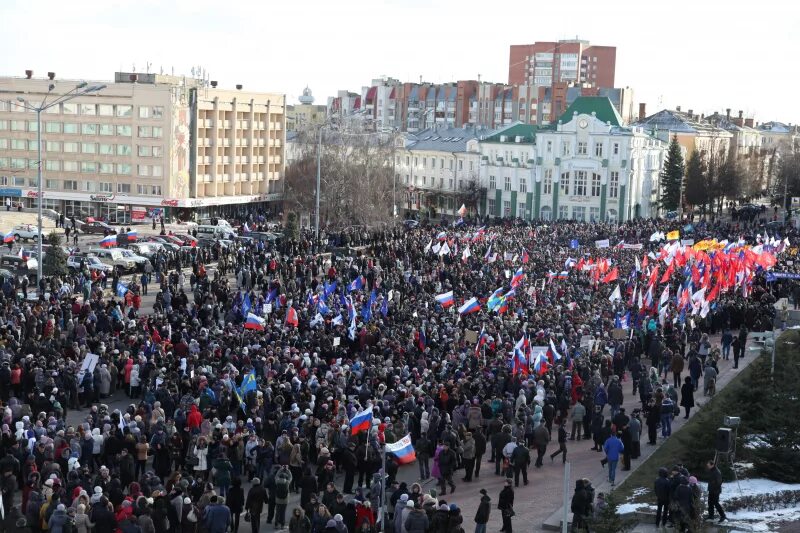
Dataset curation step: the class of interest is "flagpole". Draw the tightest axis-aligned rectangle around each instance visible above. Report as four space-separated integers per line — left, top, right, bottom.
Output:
380 443 387 532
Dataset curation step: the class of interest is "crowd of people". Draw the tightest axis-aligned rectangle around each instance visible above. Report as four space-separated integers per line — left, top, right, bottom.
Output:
0 215 797 533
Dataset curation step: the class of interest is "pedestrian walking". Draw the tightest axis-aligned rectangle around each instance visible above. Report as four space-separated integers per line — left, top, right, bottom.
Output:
550 420 568 464
602 432 624 486
473 489 491 533
498 479 514 533
706 460 727 523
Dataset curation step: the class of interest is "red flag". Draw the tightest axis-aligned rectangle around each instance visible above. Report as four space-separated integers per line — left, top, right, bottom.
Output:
285 306 299 327
649 266 660 287
707 282 720 302
601 267 619 284
691 264 701 286
660 263 674 284
521 250 529 264
641 255 649 269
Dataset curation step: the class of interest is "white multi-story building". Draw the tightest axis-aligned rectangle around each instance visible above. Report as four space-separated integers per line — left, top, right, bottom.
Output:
479 97 670 221
395 126 485 219
0 71 285 221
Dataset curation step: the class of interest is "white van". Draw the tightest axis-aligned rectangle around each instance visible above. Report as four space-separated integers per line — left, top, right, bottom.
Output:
88 248 136 272
196 225 236 239
199 218 234 230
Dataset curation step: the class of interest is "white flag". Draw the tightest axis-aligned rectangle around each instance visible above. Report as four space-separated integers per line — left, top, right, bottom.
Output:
609 285 621 302
439 242 451 256
424 239 432 254
659 286 670 307
432 242 441 254
462 246 471 262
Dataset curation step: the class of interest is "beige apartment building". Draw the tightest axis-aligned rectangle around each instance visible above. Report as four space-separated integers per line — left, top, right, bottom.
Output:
0 71 285 222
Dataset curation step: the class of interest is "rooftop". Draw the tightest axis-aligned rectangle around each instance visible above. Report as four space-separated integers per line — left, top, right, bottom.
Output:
482 123 537 144
403 126 489 152
558 96 622 127
634 109 730 135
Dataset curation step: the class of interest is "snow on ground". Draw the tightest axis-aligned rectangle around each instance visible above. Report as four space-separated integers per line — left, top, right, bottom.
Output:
617 502 655 514
704 478 800 501
726 507 800 532
697 478 800 532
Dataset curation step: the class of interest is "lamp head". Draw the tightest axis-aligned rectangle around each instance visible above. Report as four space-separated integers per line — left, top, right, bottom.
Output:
75 82 88 89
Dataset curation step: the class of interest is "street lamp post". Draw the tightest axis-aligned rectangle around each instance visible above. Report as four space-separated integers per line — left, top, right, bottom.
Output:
13 82 105 282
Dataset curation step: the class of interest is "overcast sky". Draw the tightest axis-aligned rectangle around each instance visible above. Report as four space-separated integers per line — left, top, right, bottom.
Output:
3 0 798 124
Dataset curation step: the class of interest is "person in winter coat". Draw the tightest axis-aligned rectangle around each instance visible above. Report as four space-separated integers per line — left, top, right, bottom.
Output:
193 437 209 480
590 407 605 451
289 508 312 533
203 496 231 533
549 420 568 464
48 504 70 533
90 497 117 533
593 384 608 414
670 352 685 389
74 503 94 533
569 402 585 441
226 477 245 533
679 377 695 419
394 494 410 533
654 467 671 528
403 503 429 533
429 504 450 533
602 432 624 486
436 443 457 495
473 489 491 533
532 420 550 467
673 476 694 531
660 396 674 437
274 465 293 528
706 460 727 522
460 433 476 482
510 439 530 486
569 479 594 533
607 377 623 418
497 480 514 533
703 362 718 397
687 354 703 391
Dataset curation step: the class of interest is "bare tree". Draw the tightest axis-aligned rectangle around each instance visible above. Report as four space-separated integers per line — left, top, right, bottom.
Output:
284 128 395 231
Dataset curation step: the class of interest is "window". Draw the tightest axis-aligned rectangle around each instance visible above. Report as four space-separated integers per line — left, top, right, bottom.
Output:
422 157 427 167
572 206 586 221
574 170 587 195
595 143 603 157
117 164 131 175
99 144 114 155
63 180 78 191
81 123 97 135
11 139 27 150
152 146 162 157
117 145 131 156
558 205 569 220
63 161 78 172
28 121 38 132
439 159 443 169
0 139 6 149
46 141 61 152
11 120 25 131
590 207 600 222
414 157 418 167
28 178 38 187
561 141 570 156
560 172 570 195
0 120 6 130
63 123 78 134
63 142 79 153
138 165 151 177
448 177 454 189
138 107 151 119
519 178 527 193
519 202 527 217
489 175 496 189
62 103 78 115
45 122 62 133
28 140 38 151
98 104 114 117
45 179 59 189
80 104 96 116
100 182 113 193
405 156 409 166
609 171 620 198
100 163 114 174
81 142 97 154
138 145 152 157
487 198 496 215
0 157 8 169
613 143 619 155
81 162 97 173
45 160 60 171
116 125 132 136
458 160 463 170
577 142 587 155
503 200 511 216
404 175 409 184
540 205 552 220
152 106 164 119
137 184 146 194
543 169 553 194
99 124 114 136
117 183 131 193
546 140 553 154
116 105 132 117
591 173 601 197
469 161 474 171
504 176 511 191
83 181 96 192
10 158 26 169
12 177 24 186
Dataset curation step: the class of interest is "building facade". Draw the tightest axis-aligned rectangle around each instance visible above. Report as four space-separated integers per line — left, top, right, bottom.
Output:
0 72 285 221
286 87 327 131
480 98 669 222
634 107 732 160
395 127 485 219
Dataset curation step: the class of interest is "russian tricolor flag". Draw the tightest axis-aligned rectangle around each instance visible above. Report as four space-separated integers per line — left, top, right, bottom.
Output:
435 290 455 308
349 406 373 436
2 231 14 244
244 313 266 331
436 231 448 241
126 229 138 242
458 297 481 315
100 235 117 248
385 434 416 464
510 267 525 288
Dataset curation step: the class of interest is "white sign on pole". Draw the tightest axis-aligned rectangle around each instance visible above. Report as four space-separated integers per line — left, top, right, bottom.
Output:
76 353 100 383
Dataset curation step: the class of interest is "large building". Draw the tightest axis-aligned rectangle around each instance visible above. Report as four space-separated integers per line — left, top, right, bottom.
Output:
479 97 669 222
286 87 327 131
0 71 285 221
634 107 732 161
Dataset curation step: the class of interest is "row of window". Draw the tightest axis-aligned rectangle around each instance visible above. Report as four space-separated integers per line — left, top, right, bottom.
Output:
487 170 621 198
0 157 162 177
0 101 164 119
485 200 615 222
0 120 163 138
399 155 473 172
0 138 162 158
36 179 163 196
543 139 621 157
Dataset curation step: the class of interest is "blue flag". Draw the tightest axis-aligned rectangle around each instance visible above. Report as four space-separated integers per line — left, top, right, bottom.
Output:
570 239 579 249
241 293 252 316
380 297 388 318
116 282 128 298
318 299 330 315
324 280 337 300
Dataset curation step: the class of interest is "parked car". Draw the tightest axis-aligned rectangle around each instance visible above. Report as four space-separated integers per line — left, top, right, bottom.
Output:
67 255 113 274
117 248 150 270
87 248 136 272
81 221 117 235
9 225 41 242
0 255 37 281
126 242 159 259
145 236 179 252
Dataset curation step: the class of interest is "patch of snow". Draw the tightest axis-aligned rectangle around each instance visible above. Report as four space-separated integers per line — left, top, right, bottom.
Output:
631 487 650 498
726 507 800 531
744 434 769 450
617 503 654 514
706 478 800 501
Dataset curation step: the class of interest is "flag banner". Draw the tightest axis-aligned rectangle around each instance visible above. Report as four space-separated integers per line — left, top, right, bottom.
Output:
595 239 610 249
622 243 643 250
681 239 695 246
385 434 417 464
349 406 373 435
667 230 680 241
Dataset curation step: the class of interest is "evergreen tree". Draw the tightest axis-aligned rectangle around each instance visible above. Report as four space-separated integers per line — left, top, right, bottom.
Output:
683 150 708 210
659 135 685 211
586 493 636 533
42 232 68 278
285 212 299 241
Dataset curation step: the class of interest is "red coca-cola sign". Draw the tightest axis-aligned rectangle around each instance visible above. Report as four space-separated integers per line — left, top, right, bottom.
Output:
26 191 43 198
161 199 179 207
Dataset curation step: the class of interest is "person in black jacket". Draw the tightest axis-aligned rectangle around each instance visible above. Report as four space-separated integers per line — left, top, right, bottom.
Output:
473 489 491 533
227 477 245 533
415 433 432 481
245 477 268 533
549 420 568 464
491 425 511 475
90 497 117 533
497 479 514 533
510 439 530 487
654 467 671 527
680 377 695 419
705 461 727 522
436 442 457 495
569 479 593 533
340 443 358 493
472 428 486 479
